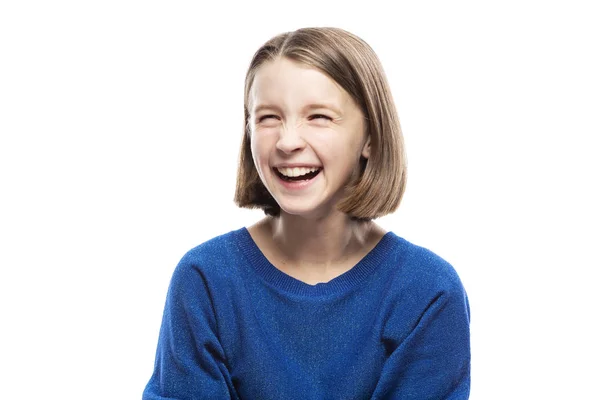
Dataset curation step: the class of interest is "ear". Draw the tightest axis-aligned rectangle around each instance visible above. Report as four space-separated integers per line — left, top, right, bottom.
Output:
361 135 371 159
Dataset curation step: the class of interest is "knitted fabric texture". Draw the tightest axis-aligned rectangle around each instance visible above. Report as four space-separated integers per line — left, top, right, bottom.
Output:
143 228 470 399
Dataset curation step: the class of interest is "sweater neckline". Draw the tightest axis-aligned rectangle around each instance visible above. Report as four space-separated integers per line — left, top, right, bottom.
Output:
235 227 396 297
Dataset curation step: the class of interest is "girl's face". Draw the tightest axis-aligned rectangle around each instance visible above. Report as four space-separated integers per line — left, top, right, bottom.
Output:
248 57 370 219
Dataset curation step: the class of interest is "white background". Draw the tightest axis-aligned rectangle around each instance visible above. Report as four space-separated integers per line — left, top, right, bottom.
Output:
1 1 598 399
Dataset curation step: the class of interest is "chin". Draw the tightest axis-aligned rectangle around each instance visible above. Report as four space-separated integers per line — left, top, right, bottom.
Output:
278 204 319 218
277 200 337 220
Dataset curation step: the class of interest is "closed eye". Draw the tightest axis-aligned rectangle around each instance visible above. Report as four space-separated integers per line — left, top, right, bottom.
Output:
257 114 280 122
308 114 332 121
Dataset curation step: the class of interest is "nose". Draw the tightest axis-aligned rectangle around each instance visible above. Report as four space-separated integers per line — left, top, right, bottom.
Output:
276 124 306 154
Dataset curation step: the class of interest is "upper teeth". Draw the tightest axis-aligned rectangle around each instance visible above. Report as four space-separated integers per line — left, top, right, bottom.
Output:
277 167 320 177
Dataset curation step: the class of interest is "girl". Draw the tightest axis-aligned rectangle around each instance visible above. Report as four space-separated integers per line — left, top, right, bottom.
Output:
143 27 470 399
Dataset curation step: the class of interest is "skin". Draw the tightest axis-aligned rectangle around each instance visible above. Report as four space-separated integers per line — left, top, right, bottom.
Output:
247 57 386 285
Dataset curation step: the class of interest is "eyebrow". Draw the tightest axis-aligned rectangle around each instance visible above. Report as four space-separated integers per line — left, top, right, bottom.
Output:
253 104 283 115
304 103 343 115
252 103 342 115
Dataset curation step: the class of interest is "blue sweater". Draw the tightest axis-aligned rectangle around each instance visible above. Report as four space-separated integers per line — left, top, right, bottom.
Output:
143 228 470 399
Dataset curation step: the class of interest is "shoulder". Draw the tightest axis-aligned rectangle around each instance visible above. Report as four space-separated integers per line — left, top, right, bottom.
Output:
380 234 470 331
171 228 246 285
181 229 243 263
385 234 467 299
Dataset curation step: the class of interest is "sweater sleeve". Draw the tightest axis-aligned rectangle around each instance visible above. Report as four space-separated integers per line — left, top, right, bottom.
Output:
371 281 471 400
142 256 238 400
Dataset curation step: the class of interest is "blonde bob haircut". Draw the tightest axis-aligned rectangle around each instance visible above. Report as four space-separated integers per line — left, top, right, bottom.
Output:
234 27 407 220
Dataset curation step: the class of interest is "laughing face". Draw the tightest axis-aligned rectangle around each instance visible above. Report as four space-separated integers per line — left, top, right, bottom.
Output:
248 57 370 219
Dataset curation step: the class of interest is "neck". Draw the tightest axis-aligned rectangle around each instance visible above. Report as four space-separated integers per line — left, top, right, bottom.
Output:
266 210 375 268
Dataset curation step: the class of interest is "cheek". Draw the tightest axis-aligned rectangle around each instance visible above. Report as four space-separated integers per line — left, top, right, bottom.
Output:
249 136 264 176
250 131 274 170
249 135 259 162
310 133 336 155
313 135 354 163
320 139 363 177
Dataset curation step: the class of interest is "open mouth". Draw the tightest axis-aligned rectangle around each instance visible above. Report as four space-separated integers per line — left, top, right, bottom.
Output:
273 167 322 182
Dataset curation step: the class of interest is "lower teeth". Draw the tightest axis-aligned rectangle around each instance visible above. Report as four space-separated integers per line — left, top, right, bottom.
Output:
285 176 311 182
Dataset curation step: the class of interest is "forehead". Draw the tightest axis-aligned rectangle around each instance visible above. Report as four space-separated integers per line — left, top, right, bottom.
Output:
249 58 351 110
